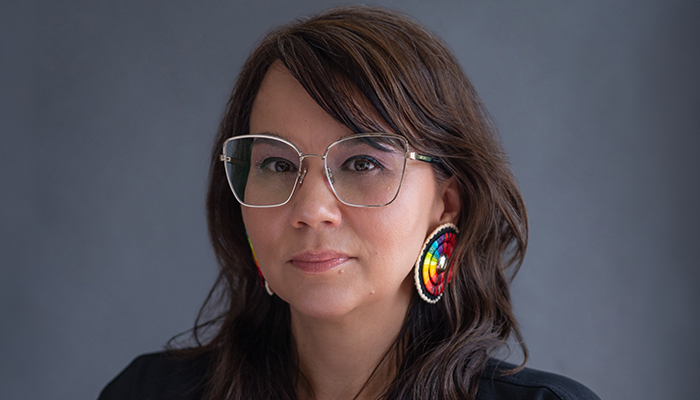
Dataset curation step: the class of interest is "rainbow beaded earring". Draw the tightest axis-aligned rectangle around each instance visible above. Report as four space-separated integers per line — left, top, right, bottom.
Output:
414 223 459 304
246 233 273 296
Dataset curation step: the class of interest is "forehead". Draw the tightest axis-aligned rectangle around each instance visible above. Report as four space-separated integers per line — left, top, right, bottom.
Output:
249 63 355 150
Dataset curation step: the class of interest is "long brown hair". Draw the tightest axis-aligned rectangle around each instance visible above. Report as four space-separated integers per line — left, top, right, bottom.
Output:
185 5 528 400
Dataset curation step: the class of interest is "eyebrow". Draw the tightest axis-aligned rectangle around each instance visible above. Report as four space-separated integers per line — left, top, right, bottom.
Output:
251 131 287 140
251 131 376 142
250 134 295 151
249 131 353 151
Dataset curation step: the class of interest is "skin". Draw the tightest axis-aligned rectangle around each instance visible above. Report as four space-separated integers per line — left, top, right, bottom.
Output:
242 62 461 400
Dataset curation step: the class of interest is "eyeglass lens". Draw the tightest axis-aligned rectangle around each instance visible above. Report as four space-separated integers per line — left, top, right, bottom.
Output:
223 135 408 207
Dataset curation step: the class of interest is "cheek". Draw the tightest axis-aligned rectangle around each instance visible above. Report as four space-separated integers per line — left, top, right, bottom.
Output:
368 173 443 277
360 200 433 282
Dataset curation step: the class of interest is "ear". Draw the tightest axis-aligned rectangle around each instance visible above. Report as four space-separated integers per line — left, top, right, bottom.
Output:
437 176 461 224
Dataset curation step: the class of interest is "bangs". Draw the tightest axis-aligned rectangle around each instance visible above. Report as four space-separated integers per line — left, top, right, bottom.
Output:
272 31 402 139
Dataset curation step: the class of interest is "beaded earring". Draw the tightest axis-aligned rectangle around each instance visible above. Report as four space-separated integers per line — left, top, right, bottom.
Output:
414 223 459 304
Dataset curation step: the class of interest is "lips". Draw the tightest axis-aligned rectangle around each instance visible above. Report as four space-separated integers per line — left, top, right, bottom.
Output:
290 251 352 274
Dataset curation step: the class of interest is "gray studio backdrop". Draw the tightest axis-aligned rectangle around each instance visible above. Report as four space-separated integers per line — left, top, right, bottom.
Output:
2 1 699 399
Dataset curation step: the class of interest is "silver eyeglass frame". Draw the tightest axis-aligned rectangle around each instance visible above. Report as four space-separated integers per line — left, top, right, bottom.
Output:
219 132 441 208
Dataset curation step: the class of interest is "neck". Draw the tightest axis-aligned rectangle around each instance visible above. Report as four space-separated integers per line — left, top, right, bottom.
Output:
290 284 412 400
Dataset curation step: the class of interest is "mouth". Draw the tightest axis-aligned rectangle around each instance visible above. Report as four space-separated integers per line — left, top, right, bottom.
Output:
289 251 352 274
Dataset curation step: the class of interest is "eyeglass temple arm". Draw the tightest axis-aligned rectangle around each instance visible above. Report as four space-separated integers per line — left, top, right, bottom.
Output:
409 152 442 165
220 154 248 167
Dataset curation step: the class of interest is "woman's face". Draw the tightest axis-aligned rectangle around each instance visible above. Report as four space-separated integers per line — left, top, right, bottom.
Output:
242 63 459 320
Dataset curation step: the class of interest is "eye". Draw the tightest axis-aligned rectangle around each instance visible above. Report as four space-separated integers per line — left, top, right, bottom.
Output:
342 155 382 172
260 157 297 173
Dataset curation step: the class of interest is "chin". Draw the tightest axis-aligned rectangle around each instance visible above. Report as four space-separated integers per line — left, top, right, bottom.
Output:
282 286 366 320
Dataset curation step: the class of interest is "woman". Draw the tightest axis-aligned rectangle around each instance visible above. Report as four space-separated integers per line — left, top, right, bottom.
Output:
100 5 600 400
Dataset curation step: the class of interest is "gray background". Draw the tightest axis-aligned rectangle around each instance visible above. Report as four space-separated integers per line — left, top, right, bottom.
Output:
2 1 698 399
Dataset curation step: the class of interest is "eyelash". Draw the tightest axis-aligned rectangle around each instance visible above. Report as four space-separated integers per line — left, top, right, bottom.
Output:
257 157 298 172
341 155 385 171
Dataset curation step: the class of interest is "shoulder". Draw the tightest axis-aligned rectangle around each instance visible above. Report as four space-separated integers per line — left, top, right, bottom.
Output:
98 350 213 400
477 359 601 400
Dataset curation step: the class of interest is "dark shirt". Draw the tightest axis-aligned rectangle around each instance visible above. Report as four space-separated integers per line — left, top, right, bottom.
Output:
99 352 601 400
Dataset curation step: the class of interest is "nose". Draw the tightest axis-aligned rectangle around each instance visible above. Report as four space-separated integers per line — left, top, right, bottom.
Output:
288 157 342 229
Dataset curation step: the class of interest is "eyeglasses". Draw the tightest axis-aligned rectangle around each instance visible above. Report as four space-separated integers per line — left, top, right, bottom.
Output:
220 133 441 208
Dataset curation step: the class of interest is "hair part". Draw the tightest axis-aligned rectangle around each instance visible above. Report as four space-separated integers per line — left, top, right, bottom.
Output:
176 5 528 400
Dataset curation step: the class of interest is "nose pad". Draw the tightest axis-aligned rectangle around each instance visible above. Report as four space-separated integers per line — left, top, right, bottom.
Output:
298 168 308 186
326 167 334 184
